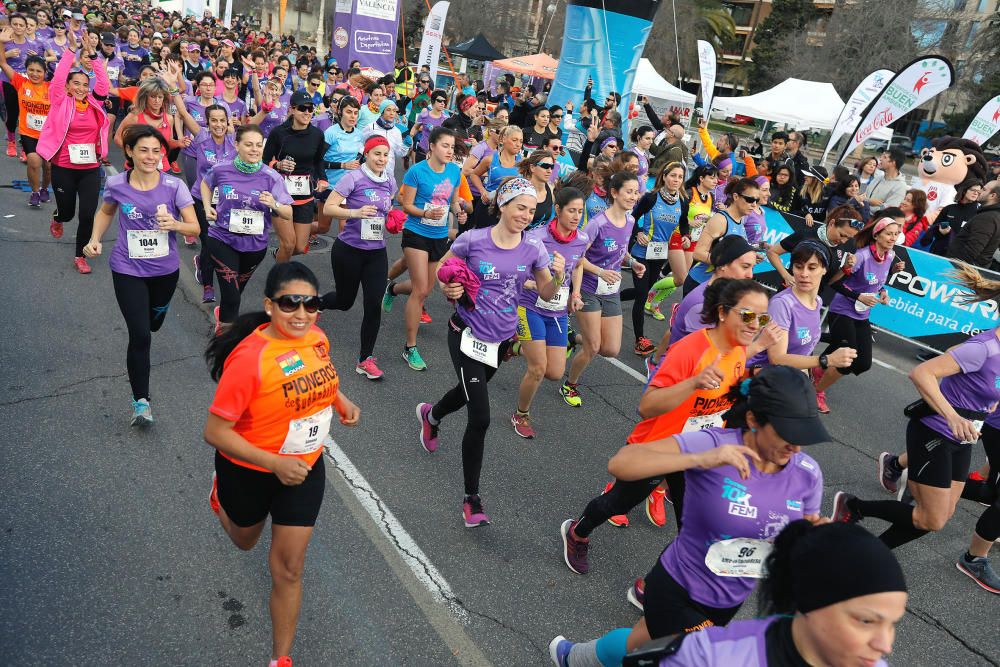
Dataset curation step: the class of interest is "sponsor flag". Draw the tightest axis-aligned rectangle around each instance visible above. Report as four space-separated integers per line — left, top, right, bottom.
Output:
962 95 1000 146
696 40 717 121
821 69 893 165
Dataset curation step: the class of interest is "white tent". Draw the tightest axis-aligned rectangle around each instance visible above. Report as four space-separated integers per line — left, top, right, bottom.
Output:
630 58 696 127
712 78 846 130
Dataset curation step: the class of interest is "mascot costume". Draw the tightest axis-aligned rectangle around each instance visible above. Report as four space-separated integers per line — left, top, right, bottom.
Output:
913 136 988 221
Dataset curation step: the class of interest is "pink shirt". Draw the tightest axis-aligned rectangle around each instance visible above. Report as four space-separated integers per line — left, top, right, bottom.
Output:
52 102 102 169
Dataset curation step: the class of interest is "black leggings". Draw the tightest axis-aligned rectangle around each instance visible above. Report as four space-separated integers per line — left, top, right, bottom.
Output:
3 81 18 135
206 236 267 322
621 258 665 341
111 270 179 401
51 165 101 257
193 199 215 288
823 312 873 376
431 315 509 496
322 239 387 361
961 424 1000 542
574 472 667 538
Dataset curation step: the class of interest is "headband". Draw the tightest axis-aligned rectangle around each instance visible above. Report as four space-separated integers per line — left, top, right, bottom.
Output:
752 175 769 187
872 217 896 236
600 136 618 151
717 158 733 171
496 177 537 208
363 136 390 155
459 96 477 113
793 239 830 266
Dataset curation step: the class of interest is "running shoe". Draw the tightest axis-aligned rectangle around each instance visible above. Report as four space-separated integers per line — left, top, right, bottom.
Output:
420 307 432 324
381 281 396 313
645 302 665 321
415 402 438 453
511 411 535 439
17 148 26 162
603 481 629 527
626 577 645 611
559 519 589 574
830 491 859 523
815 390 830 414
193 255 203 284
6 140 15 157
644 354 658 380
403 346 426 371
73 256 91 274
28 190 40 208
184 235 196 246
130 398 153 427
463 494 491 527
548 636 573 667
645 487 667 527
665 484 673 505
209 472 220 516
969 470 987 482
896 468 912 504
634 336 654 356
560 382 582 407
878 452 903 494
39 188 49 203
202 285 215 303
170 161 181 174
50 218 63 238
269 657 293 667
213 306 223 337
956 553 1000 594
355 356 384 380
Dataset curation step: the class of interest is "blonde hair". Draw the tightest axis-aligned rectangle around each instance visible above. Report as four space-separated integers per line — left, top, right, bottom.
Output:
950 264 1000 305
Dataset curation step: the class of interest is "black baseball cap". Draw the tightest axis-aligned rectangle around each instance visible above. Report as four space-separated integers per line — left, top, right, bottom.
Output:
748 366 830 446
100 32 116 45
290 90 313 107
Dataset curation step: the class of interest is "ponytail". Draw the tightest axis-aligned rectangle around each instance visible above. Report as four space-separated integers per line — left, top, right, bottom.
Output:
951 264 1000 305
206 312 270 381
757 519 815 616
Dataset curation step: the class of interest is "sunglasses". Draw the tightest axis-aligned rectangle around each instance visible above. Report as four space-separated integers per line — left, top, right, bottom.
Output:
296 104 315 112
729 308 771 326
308 81 321 86
272 294 322 313
551 114 563 119
837 217 866 230
739 194 760 204
433 98 446 103
536 162 554 170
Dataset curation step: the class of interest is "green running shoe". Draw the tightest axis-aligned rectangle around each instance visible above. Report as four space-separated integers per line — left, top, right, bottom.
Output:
403 346 427 371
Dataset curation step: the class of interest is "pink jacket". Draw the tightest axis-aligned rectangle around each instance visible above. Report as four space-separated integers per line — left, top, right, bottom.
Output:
36 49 111 162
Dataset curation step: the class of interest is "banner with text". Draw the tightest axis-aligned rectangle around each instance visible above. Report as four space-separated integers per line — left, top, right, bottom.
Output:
696 40 716 121
752 207 998 352
328 0 400 76
962 95 1000 147
837 56 953 165
417 1 449 84
821 69 893 165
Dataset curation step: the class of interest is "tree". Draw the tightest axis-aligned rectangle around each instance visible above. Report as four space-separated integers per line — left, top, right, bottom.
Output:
942 10 1000 147
643 0 736 88
745 0 822 92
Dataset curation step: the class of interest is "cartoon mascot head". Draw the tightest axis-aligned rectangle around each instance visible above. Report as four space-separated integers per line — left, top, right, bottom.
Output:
918 136 987 190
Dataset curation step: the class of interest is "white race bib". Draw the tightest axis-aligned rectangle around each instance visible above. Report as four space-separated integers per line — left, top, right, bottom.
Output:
106 66 120 81
68 143 96 164
689 225 705 241
963 420 985 445
279 405 333 455
361 217 385 241
854 293 875 313
460 328 499 368
423 203 448 226
25 113 46 131
285 174 310 196
704 539 773 578
211 187 220 205
646 241 668 260
535 284 569 312
126 229 169 259
229 208 264 235
682 411 725 433
596 274 620 296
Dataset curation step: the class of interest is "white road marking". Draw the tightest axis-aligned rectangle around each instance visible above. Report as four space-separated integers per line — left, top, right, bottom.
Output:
601 355 648 383
872 357 907 376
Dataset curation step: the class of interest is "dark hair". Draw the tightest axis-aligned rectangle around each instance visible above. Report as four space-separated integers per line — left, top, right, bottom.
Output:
790 240 829 268
206 262 320 382
879 206 905 220
428 125 457 146
195 70 215 87
831 174 861 199
24 55 45 70
123 123 168 153
654 161 685 192
854 217 901 248
607 170 639 200
204 103 229 122
235 123 264 142
554 186 585 209
700 277 768 325
337 94 361 114
771 131 789 142
883 147 905 172
629 124 654 143
758 519 813 614
685 164 718 190
831 165 850 183
904 188 927 220
518 149 555 178
826 204 863 229
724 177 760 200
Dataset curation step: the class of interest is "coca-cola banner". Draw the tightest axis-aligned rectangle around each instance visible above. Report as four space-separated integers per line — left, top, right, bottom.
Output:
837 56 953 165
821 69 893 165
962 95 1000 146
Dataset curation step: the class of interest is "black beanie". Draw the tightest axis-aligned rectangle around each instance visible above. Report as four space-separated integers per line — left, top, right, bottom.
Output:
711 234 756 269
790 522 907 613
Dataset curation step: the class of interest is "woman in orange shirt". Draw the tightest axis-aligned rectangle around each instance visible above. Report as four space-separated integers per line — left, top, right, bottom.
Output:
204 261 360 667
0 31 50 206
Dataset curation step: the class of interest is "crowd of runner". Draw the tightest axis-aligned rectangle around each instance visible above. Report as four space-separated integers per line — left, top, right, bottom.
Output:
7 0 1000 664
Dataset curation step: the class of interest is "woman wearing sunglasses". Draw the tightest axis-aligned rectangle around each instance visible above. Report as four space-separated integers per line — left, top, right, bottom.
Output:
204 261 360 667
684 177 758 295
519 149 556 231
82 125 200 426
765 204 865 293
202 124 294 334
410 89 448 163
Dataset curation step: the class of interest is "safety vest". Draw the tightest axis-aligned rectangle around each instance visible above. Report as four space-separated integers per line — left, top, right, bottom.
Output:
394 67 415 98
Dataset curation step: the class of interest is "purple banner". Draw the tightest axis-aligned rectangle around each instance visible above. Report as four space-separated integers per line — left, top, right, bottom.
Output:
329 0 400 75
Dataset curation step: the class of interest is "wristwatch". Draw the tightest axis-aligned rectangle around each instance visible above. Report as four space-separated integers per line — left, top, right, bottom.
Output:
818 354 829 370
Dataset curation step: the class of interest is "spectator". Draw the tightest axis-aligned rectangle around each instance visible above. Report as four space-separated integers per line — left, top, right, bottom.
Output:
764 130 792 175
827 174 872 221
769 164 798 213
899 189 929 246
948 180 1000 268
866 148 907 211
588 110 622 157
649 124 688 175
856 156 882 194
918 182 983 255
795 165 830 225
786 130 811 188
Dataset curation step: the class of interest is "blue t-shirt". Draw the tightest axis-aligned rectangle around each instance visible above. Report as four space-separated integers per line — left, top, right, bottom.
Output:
401 160 462 240
322 123 365 187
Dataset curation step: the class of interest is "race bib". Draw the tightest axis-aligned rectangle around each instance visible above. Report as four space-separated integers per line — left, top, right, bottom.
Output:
106 66 120 81
854 293 875 314
211 187 220 205
963 420 985 445
460 328 499 368
646 241 668 260
361 217 385 241
535 284 569 312
285 174 310 196
689 225 705 241
279 405 333 455
25 113 46 131
126 229 169 259
704 538 773 578
68 143 96 164
229 208 264 235
596 274 620 296
682 411 725 433
423 203 448 226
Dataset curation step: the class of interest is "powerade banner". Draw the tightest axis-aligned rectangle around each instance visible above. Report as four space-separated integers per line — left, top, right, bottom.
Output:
329 0 400 75
696 40 716 120
821 69 893 166
962 95 1000 146
752 208 999 352
548 0 661 139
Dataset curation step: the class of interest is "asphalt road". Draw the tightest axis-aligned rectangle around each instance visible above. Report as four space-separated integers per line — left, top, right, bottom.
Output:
1 152 997 667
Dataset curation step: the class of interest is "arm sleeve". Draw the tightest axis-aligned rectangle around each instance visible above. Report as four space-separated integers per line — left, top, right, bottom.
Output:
692 153 707 167
744 155 757 177
173 180 195 210
650 335 700 388
679 198 690 236
262 129 280 165
313 133 328 182
953 221 991 263
632 192 656 221
674 429 725 455
49 47 75 102
270 172 294 205
802 458 823 515
93 55 110 97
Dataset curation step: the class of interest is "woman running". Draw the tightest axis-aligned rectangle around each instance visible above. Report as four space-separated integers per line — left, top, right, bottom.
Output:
742 175 771 247
178 70 222 185
684 177 758 294
561 171 645 408
204 261 360 667
511 187 591 439
462 117 505 230
385 126 464 372
202 124 294 334
522 106 551 152
415 177 565 526
319 136 396 381
410 89 448 163
360 99 408 175
519 149 556 231
834 267 1000 584
629 125 654 195
249 77 290 138
1 13 36 156
316 94 363 238
468 124 522 229
578 521 907 667
584 156 613 223
82 125 199 425
0 40 50 207
37 39 111 274
669 164 718 286
814 217 901 413
114 77 181 173
552 365 828 666
765 204 865 289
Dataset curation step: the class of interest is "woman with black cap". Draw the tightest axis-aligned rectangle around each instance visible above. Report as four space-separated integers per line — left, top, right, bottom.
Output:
550 365 830 667
612 521 908 666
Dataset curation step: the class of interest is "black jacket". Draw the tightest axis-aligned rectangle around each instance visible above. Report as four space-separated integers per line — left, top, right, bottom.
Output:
948 203 1000 268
